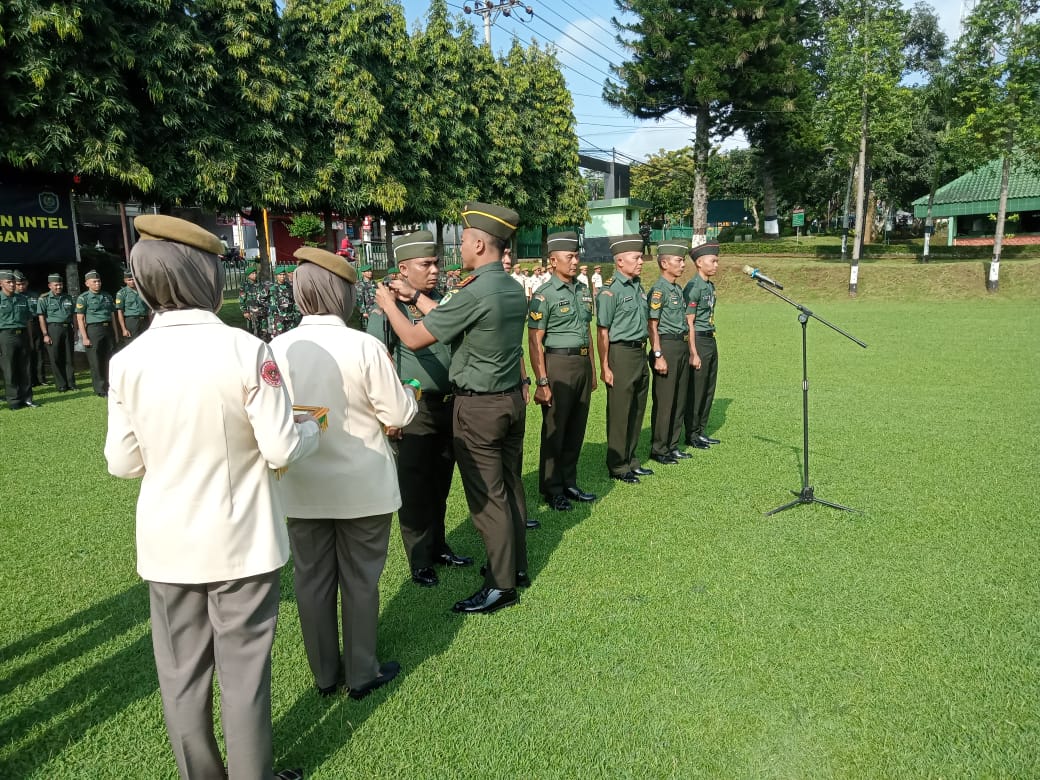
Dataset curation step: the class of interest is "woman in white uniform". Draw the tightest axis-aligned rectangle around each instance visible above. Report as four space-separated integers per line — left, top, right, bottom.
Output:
270 247 418 700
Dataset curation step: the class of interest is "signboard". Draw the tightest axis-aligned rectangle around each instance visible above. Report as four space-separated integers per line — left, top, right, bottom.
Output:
792 208 805 228
0 182 76 266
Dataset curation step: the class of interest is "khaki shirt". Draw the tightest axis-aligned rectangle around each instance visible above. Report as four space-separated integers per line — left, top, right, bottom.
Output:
647 277 688 336
423 261 527 392
527 276 593 348
596 273 647 342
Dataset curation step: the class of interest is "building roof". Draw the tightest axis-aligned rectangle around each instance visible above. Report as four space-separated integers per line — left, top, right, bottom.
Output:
912 158 1040 218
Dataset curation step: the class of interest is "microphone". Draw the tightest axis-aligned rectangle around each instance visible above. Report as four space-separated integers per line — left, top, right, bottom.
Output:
742 265 784 290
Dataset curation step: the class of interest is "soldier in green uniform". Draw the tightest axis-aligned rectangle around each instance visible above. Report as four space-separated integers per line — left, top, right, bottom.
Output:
684 243 722 448
75 269 117 397
115 269 152 342
266 266 297 337
368 231 474 588
596 235 652 484
37 273 77 391
15 272 47 387
356 264 376 328
647 241 694 465
374 202 530 615
0 269 37 408
238 265 271 341
528 231 598 511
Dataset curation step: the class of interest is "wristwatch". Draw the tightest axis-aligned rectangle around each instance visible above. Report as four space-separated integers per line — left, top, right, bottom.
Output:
521 377 532 386
652 350 663 359
407 290 420 306
536 377 550 387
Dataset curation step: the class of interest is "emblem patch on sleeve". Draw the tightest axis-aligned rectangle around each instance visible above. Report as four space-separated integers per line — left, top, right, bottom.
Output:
261 360 283 387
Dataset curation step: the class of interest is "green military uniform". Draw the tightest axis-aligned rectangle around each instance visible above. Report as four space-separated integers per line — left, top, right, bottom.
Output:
265 268 297 337
368 231 462 581
0 270 34 408
76 273 116 395
684 247 719 443
239 267 271 341
356 265 376 327
596 236 649 478
421 204 529 599
529 232 596 502
16 274 46 386
647 243 691 459
38 275 77 391
115 279 151 341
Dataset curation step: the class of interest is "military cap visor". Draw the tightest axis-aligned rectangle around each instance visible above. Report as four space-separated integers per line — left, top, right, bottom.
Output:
691 242 721 260
657 241 690 258
461 201 519 241
547 231 580 253
293 246 358 283
85 270 100 280
609 235 643 256
48 274 62 282
393 230 437 263
134 214 224 256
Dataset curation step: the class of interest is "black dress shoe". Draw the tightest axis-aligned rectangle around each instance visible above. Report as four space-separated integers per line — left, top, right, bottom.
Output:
452 586 519 614
96 392 108 398
316 682 339 697
698 434 721 445
275 769 305 780
435 551 474 567
611 471 640 484
564 486 597 502
525 518 541 529
348 661 401 700
686 438 710 449
670 449 693 459
411 567 438 587
650 454 678 465
516 570 531 588
547 494 573 511
632 467 655 476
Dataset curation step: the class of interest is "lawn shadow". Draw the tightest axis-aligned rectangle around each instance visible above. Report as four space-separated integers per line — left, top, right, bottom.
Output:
0 584 157 778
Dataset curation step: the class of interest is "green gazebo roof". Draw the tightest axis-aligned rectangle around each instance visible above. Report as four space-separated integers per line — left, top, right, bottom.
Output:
912 159 1040 218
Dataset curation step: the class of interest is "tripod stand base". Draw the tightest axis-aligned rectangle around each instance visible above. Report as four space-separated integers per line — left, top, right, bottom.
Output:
765 485 859 516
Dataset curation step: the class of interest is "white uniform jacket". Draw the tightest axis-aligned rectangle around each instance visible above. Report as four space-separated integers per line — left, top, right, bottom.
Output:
105 309 320 584
270 314 418 519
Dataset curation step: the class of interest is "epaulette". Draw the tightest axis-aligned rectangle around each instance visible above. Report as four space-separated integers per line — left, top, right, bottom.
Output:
456 275 476 288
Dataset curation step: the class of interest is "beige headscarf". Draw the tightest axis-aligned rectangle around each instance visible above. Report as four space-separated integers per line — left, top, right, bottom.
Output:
129 240 224 313
293 261 356 320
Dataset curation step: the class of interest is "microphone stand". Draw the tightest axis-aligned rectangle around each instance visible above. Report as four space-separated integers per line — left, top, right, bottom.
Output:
753 280 867 516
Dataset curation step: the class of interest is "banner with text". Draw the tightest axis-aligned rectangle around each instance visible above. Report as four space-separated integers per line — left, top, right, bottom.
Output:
0 183 76 266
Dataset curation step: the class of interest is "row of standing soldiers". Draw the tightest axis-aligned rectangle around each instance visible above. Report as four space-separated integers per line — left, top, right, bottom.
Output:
0 268 151 408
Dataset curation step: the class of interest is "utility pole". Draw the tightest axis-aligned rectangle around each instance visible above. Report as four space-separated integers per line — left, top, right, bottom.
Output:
463 0 534 46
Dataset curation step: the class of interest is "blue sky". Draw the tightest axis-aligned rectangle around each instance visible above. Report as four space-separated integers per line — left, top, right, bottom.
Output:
399 0 964 162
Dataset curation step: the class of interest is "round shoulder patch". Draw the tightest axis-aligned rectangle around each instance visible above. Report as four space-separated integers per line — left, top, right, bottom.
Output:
261 360 282 387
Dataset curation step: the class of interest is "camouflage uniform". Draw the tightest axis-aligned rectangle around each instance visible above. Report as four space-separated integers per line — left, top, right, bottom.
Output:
356 278 376 328
239 278 271 341
266 280 297 337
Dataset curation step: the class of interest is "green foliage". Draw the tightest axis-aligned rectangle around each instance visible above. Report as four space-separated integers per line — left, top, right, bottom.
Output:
631 146 698 224
286 212 325 246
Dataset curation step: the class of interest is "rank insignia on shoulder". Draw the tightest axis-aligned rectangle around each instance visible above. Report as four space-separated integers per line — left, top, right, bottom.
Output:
529 311 544 321
650 301 662 310
651 290 662 300
456 275 476 288
534 294 545 301
601 290 613 297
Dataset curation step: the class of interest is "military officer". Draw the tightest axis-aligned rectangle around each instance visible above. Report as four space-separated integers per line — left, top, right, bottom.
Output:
356 264 376 327
528 231 598 511
684 243 722 448
374 202 530 615
37 273 77 391
647 241 693 465
115 269 152 342
75 270 117 397
0 269 37 409
266 266 297 337
15 272 46 386
596 235 652 484
368 231 474 587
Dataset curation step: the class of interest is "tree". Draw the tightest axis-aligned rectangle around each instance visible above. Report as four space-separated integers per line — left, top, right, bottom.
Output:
951 0 1040 291
631 147 698 225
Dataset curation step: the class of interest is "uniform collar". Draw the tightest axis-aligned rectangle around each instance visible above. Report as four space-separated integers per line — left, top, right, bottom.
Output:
148 309 224 328
469 260 504 278
299 314 347 326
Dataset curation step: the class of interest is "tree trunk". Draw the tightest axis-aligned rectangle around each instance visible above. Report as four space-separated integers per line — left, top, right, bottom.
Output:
323 209 335 251
850 94 869 296
990 147 1013 292
435 218 444 261
761 164 779 239
691 104 710 247
864 189 877 245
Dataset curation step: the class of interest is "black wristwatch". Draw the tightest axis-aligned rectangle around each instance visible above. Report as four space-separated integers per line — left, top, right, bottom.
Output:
521 377 532 386
652 350 663 359
408 291 420 306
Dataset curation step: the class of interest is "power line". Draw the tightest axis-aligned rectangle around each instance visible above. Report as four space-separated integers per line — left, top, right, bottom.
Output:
527 4 619 68
554 0 618 41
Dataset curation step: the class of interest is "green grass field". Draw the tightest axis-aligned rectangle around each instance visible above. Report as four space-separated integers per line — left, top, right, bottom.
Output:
2 282 1039 777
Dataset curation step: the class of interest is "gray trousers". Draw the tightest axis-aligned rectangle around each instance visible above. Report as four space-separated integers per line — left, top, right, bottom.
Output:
287 514 391 690
148 569 280 780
